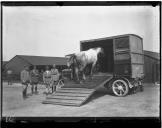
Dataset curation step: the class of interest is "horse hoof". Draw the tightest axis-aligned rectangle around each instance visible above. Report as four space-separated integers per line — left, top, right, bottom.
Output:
23 96 28 100
80 81 83 84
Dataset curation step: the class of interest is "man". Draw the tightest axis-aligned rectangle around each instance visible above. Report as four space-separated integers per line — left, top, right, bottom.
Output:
7 69 13 85
43 66 51 95
51 64 59 93
30 66 39 95
39 69 44 84
21 65 30 99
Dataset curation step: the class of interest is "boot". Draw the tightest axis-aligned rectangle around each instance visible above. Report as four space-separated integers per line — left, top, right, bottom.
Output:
22 89 27 99
31 85 34 95
35 86 38 94
53 86 56 93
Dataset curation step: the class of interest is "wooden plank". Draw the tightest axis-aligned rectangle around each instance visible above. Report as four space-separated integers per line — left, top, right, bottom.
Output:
51 94 89 97
43 99 82 104
56 89 94 94
51 92 92 97
57 88 95 92
58 88 94 91
42 101 81 106
46 95 86 101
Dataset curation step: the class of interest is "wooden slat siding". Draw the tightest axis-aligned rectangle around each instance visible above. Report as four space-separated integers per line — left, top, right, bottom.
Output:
46 95 87 101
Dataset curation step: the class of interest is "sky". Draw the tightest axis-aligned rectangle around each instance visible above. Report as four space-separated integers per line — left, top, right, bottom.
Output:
3 6 160 61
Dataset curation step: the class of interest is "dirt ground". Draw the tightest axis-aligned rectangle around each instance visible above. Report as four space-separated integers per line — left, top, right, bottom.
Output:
2 82 159 117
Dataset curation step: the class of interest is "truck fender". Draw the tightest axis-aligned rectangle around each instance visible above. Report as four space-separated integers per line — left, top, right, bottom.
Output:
121 77 133 89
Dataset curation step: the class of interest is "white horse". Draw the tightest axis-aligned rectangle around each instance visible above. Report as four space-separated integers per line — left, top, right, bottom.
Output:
67 47 104 83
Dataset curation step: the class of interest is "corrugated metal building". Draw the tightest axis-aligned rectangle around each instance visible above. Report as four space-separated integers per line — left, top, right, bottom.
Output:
3 55 68 80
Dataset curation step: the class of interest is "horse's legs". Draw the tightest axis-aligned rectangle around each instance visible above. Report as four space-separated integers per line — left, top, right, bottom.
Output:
82 72 86 81
74 67 80 83
90 62 97 79
80 66 86 81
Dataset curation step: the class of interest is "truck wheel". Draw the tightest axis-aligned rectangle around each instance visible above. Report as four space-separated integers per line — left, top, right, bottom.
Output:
111 79 129 96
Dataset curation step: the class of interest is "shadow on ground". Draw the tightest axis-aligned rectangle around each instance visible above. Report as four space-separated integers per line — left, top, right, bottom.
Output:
83 87 113 105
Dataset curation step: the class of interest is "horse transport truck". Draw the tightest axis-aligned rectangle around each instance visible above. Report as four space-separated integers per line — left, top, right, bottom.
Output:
43 34 144 106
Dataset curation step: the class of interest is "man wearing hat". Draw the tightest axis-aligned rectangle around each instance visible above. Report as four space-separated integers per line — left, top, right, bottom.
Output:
20 65 30 99
50 64 59 93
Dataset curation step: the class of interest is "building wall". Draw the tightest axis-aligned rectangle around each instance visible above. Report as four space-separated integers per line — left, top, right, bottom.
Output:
5 56 31 74
3 56 68 81
143 55 159 83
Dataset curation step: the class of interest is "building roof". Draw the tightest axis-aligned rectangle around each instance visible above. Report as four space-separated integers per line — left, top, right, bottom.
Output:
80 34 143 43
16 55 68 65
144 50 160 60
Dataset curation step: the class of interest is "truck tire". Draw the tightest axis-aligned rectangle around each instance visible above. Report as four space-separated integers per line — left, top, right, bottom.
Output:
111 79 129 97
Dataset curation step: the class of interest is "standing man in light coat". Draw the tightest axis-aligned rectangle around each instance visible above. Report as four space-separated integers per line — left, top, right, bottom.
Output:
51 64 60 93
21 65 30 99
43 66 51 95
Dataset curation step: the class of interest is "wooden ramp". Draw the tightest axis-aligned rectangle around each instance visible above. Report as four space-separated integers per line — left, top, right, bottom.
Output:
42 88 95 106
42 74 113 106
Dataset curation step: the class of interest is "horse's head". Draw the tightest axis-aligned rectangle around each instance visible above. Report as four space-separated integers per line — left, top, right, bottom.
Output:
67 55 75 68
